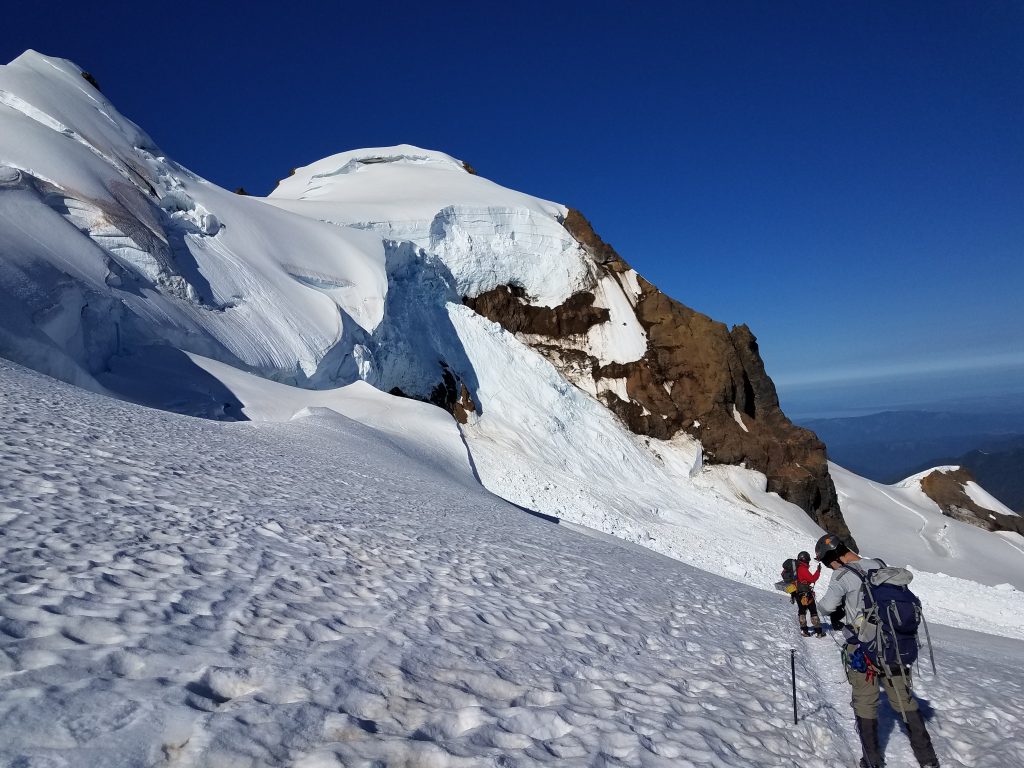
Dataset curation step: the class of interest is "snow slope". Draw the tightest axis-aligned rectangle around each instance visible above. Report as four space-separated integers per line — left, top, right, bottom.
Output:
0 50 387 396
188 344 1024 641
963 476 1019 518
831 463 1024 586
828 463 1024 638
3 359 1024 768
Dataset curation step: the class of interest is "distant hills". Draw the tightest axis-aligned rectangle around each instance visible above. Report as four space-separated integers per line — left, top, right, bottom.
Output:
803 410 1024 512
906 436 1024 514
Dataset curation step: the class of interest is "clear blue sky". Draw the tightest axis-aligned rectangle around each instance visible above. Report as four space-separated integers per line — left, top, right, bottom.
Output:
4 2 1022 416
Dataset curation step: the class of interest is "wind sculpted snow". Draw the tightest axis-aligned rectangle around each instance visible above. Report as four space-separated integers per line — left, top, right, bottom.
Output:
2 360 1024 768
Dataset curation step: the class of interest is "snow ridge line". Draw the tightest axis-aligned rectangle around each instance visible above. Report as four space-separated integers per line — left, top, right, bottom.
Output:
0 87 141 189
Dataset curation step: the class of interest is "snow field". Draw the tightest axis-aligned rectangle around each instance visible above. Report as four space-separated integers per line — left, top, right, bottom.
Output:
3 361 1024 767
194 319 1024 646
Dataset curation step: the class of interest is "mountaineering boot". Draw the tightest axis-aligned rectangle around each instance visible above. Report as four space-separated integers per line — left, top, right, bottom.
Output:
801 628 811 637
903 710 939 767
855 716 884 768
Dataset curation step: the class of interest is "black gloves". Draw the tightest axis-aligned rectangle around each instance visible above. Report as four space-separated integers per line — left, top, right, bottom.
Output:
829 607 845 630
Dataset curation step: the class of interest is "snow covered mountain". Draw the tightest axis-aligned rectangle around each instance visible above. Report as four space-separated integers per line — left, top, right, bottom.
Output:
2 50 1022 592
3 49 1024 768
2 49 1022 583
915 465 1022 535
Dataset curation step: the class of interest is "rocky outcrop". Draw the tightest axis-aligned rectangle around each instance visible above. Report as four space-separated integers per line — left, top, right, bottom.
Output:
429 363 477 425
465 285 609 337
465 207 852 542
80 71 101 91
920 467 1024 535
391 363 477 425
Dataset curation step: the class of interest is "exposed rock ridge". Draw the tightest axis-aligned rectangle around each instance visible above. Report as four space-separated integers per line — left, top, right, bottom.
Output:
429 362 477 425
465 207 850 541
464 286 609 337
920 467 1024 535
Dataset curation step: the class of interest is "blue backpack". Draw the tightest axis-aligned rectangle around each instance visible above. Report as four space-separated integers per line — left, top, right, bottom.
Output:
842 560 922 670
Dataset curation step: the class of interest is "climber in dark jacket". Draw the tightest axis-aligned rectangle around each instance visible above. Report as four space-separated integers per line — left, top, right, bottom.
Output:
794 551 825 637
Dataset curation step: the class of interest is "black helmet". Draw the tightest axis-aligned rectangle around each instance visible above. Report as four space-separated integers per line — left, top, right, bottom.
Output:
797 551 811 563
814 533 848 565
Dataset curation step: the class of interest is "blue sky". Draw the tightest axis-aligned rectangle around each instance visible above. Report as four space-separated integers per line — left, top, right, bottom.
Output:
3 2 1021 416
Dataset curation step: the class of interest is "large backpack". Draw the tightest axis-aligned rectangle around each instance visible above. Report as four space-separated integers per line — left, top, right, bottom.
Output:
842 560 922 670
775 558 800 594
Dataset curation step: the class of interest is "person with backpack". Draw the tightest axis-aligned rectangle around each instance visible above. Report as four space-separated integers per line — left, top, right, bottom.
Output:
815 533 939 768
794 551 825 637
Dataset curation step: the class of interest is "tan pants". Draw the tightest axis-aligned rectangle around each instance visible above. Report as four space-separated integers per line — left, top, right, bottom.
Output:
847 667 919 718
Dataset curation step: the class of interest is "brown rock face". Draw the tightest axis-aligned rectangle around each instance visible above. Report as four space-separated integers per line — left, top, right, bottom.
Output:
390 363 477 425
920 467 1024 535
465 206 852 543
428 363 477 425
465 285 609 337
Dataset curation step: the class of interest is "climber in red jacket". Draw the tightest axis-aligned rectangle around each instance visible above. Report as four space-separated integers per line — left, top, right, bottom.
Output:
794 550 825 637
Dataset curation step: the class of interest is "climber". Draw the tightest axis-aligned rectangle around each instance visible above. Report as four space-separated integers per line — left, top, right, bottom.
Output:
815 533 940 768
794 550 826 637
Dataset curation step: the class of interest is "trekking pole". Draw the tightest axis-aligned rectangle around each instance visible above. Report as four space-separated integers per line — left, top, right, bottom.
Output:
790 648 798 725
920 613 937 677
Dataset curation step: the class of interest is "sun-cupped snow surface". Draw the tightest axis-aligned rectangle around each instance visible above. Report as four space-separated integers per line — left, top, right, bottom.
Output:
192 318 1024 644
2 360 1024 768
266 145 592 308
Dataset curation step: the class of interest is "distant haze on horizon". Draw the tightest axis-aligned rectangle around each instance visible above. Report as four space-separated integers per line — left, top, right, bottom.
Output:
2 2 1020 417
779 358 1024 420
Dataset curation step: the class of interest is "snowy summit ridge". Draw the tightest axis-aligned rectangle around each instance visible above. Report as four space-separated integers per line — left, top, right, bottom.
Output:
276 145 475 191
269 143 583 309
